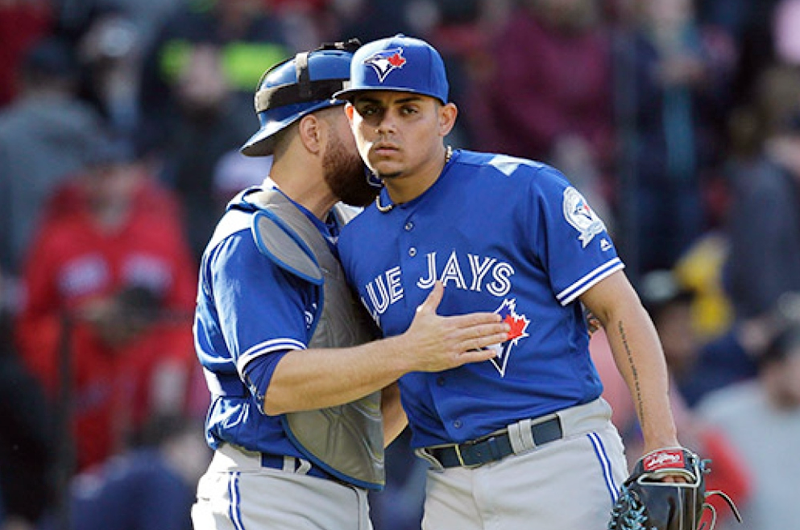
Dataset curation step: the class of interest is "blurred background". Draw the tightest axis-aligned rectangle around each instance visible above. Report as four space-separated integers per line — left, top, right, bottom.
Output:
1 0 799 529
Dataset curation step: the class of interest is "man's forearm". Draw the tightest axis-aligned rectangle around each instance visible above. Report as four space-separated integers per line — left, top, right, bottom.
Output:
604 305 679 452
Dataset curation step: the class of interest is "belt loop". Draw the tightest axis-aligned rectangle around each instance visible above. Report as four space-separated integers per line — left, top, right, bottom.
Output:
282 456 313 475
296 458 312 475
508 418 535 454
414 447 445 471
282 456 296 472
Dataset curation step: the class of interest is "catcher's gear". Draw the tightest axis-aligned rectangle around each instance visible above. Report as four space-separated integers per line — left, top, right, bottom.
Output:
608 447 742 530
240 38 361 156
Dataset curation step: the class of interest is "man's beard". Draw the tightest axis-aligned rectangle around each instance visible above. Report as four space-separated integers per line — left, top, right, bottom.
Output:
322 135 380 207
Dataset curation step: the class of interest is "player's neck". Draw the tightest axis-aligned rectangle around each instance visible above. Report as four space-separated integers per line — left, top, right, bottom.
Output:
268 159 337 220
382 145 451 206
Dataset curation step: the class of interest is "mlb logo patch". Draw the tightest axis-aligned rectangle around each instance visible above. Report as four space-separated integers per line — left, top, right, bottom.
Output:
562 187 606 248
363 47 407 82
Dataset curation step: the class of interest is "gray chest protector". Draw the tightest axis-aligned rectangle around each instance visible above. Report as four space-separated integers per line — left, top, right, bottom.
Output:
250 190 384 489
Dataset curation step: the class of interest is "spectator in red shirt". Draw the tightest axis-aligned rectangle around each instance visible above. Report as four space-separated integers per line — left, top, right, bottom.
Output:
15 135 198 472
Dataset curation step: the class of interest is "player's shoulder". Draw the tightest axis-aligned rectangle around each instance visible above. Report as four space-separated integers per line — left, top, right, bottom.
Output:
201 189 263 266
206 208 251 252
455 150 567 183
453 149 574 201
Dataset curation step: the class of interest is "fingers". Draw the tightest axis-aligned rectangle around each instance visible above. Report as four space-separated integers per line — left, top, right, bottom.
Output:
450 321 509 359
417 281 444 314
456 345 500 365
658 474 691 484
446 311 503 327
406 284 513 371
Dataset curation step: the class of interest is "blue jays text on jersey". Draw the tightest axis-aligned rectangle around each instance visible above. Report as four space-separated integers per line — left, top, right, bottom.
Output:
337 149 624 448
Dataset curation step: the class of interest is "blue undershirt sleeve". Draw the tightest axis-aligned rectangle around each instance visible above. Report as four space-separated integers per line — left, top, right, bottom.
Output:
242 349 291 414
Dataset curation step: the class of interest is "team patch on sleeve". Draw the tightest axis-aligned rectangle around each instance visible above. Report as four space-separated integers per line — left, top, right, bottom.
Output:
562 187 606 248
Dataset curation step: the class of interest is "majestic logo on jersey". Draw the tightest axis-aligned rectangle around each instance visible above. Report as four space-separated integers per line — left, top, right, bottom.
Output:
363 48 406 82
562 187 606 248
488 299 530 376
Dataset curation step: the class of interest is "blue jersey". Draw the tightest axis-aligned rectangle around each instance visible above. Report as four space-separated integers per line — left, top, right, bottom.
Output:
337 150 624 448
194 186 336 455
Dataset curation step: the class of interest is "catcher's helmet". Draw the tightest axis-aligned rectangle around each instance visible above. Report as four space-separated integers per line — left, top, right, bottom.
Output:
241 39 360 157
333 34 448 104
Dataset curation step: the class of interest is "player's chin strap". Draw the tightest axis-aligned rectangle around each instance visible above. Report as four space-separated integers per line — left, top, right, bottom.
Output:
700 489 743 530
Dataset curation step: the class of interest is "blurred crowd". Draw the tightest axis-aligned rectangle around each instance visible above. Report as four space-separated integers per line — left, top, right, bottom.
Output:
1 0 799 529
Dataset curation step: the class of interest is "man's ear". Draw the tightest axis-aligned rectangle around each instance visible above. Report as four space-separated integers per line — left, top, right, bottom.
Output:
439 102 458 137
297 113 322 154
344 102 355 123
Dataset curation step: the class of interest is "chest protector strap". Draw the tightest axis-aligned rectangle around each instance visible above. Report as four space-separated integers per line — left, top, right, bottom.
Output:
250 190 384 489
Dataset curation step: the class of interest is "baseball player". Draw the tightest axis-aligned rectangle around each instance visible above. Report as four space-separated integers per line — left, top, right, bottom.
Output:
190 40 510 530
334 34 688 529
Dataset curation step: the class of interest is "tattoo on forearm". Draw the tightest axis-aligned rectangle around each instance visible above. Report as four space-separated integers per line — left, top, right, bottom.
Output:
618 320 645 428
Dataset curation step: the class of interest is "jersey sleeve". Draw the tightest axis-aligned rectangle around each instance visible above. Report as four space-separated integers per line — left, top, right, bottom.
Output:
207 232 314 375
528 165 624 306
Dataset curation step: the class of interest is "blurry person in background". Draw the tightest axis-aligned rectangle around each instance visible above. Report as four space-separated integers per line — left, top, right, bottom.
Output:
0 36 105 282
14 134 198 473
723 63 800 322
697 320 800 530
0 264 54 530
76 8 145 138
61 414 210 530
140 38 261 257
462 0 616 242
137 0 296 258
622 0 737 274
467 0 615 183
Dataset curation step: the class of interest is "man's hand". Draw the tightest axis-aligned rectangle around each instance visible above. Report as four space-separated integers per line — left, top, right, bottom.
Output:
398 282 509 372
608 448 742 530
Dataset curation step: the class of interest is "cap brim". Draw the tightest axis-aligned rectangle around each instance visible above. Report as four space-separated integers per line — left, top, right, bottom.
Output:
332 87 360 101
240 99 343 157
333 87 445 104
240 124 281 157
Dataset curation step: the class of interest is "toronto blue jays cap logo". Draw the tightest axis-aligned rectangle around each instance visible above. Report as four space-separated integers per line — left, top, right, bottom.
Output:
363 47 407 82
333 35 449 103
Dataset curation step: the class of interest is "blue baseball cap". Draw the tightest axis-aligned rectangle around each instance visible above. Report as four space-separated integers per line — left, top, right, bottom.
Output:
333 34 449 104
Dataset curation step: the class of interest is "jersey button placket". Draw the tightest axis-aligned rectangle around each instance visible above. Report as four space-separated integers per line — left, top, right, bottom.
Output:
404 216 417 257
